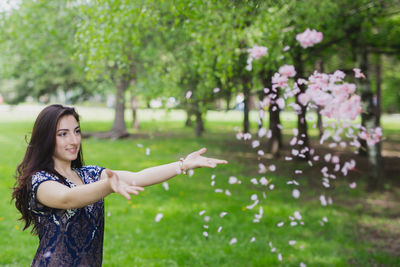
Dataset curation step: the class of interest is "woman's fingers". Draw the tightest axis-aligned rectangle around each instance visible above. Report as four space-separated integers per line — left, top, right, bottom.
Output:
197 147 207 155
208 157 228 164
126 186 144 195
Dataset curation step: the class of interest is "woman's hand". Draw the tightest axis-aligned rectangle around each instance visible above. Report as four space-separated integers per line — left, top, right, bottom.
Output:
183 147 228 170
105 169 144 200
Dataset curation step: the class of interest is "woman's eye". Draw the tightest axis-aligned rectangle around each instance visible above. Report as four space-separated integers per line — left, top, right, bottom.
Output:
75 129 81 134
58 132 67 137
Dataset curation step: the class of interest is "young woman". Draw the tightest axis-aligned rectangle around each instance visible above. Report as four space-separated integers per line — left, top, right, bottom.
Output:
12 104 227 266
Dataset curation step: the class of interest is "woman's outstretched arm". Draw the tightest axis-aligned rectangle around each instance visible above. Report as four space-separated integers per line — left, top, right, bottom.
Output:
107 148 228 187
37 169 144 209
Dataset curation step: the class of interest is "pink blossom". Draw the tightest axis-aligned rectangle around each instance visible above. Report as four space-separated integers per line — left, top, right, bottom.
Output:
248 45 268 60
276 98 285 109
296 28 323 48
353 68 366 79
330 70 346 83
279 65 297 77
297 78 308 85
246 45 268 71
358 127 382 146
272 72 289 89
298 93 310 106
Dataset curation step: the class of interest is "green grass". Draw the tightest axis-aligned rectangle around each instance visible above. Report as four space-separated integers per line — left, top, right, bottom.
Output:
0 106 399 266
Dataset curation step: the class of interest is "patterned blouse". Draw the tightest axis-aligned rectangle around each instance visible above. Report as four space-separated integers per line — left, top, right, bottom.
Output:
29 165 105 267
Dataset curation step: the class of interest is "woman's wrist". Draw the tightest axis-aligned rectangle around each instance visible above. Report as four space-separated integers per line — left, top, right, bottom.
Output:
178 158 187 174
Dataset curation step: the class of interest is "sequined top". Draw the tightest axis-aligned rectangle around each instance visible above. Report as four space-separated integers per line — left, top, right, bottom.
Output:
29 165 105 267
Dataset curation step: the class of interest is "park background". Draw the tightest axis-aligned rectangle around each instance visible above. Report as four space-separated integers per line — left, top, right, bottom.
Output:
0 0 399 266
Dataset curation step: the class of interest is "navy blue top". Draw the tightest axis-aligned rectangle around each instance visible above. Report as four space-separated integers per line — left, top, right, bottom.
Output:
29 165 105 267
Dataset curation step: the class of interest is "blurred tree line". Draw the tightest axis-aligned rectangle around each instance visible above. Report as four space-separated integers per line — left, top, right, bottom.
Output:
0 0 399 183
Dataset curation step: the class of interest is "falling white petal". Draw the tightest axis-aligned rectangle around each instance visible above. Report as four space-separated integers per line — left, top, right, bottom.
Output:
252 140 260 148
292 189 300 199
320 195 327 206
294 211 302 220
162 182 169 191
229 238 237 245
269 184 275 190
246 200 259 210
349 182 357 189
258 163 267 173
220 212 228 218
155 213 163 222
250 178 258 185
269 164 276 172
260 177 268 185
228 176 238 184
199 210 206 216
258 127 267 138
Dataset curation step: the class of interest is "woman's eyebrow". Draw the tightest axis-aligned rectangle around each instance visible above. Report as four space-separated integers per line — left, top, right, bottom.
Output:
57 126 80 132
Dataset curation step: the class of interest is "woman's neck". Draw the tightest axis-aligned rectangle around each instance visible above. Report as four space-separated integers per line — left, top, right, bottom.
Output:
53 158 72 176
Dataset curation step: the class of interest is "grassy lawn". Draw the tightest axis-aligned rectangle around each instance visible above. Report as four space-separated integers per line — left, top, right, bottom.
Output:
0 105 399 266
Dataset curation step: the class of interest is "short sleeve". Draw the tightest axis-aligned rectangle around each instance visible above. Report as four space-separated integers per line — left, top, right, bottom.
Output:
76 165 105 184
30 171 60 214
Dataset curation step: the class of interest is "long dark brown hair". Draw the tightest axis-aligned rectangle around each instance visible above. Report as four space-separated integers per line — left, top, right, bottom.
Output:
12 104 84 234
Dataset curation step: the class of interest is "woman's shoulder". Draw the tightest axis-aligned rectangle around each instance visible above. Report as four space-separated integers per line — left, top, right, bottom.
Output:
31 171 60 193
32 170 59 183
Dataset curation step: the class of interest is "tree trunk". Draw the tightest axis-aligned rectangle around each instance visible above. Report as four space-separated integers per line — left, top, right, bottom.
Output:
194 104 204 137
243 83 250 133
317 106 324 139
359 50 382 188
268 101 282 156
110 78 129 138
315 60 324 139
294 51 310 159
131 95 139 130
185 108 193 127
259 69 282 157
375 54 382 126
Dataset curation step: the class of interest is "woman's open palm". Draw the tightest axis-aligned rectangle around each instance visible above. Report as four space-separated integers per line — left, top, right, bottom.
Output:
105 169 144 200
185 148 228 169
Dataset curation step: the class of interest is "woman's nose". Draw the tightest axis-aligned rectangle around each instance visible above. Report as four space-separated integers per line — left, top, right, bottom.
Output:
70 133 80 144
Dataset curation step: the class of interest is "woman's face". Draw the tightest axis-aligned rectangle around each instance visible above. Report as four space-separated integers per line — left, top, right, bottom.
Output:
53 115 81 164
